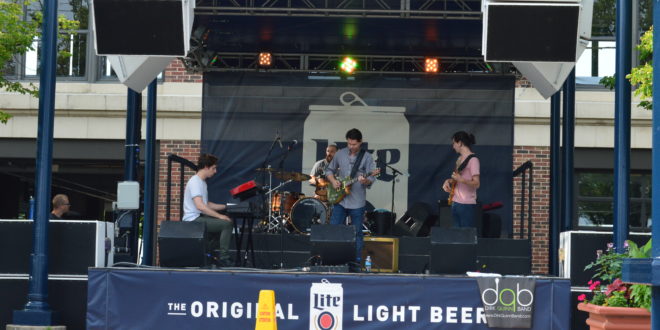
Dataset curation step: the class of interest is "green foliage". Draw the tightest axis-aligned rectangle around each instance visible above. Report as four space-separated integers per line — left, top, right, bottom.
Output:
605 291 629 307
580 239 652 310
0 0 79 123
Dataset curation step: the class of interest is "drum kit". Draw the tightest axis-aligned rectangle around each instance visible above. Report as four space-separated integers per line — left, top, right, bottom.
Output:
255 167 330 234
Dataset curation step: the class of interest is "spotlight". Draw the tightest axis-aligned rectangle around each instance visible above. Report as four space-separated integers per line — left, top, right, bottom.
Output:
258 52 272 67
425 58 439 73
340 57 358 74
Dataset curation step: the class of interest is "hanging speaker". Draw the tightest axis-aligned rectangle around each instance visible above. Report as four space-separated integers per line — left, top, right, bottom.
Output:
483 3 580 62
90 0 194 56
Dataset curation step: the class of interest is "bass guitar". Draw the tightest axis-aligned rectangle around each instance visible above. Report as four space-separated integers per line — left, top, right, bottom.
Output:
326 169 380 205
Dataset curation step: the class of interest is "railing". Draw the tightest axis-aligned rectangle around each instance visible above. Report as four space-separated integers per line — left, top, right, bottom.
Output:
165 154 198 221
512 160 533 240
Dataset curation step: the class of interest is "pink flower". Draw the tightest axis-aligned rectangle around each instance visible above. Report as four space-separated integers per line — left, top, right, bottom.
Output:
607 242 614 250
589 281 601 291
588 280 593 285
624 241 629 248
578 294 586 301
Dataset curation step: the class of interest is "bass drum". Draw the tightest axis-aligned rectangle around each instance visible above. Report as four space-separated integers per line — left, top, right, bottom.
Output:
289 198 328 234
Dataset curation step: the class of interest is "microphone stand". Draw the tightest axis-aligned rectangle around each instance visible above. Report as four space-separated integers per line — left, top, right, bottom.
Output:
385 164 403 221
278 143 295 268
261 135 281 233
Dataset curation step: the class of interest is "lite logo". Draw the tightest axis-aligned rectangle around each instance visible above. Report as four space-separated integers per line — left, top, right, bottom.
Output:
481 278 534 312
309 280 343 330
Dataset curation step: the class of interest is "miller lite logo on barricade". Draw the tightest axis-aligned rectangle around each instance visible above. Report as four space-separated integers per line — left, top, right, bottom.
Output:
309 279 343 330
476 277 536 328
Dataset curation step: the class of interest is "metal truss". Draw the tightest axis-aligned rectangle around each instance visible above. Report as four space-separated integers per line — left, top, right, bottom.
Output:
181 51 494 74
195 0 481 20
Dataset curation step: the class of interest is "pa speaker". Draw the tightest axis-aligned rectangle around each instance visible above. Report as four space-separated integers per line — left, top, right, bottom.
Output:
158 221 206 267
310 225 356 265
476 238 531 274
106 55 174 92
430 227 477 274
393 202 434 237
484 3 579 62
91 0 194 56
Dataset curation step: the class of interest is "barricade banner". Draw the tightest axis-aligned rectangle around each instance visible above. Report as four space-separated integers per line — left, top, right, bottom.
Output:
477 277 536 328
87 269 569 330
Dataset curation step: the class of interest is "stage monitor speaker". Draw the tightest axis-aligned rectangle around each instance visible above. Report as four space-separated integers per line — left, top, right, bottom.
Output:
484 3 580 62
361 237 399 273
0 220 113 275
91 0 194 56
370 210 395 235
430 227 477 274
393 202 434 237
158 221 206 267
310 225 355 265
476 238 531 274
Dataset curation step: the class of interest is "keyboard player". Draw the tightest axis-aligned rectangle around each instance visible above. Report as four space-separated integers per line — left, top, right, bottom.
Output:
182 154 233 267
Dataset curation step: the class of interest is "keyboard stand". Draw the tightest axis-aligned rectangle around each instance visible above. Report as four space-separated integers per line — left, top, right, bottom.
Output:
232 216 256 267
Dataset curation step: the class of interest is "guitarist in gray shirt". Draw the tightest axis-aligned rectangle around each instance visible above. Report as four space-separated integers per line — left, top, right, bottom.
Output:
326 128 379 263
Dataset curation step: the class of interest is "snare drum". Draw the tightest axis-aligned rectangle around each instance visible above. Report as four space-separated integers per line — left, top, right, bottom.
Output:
289 197 328 234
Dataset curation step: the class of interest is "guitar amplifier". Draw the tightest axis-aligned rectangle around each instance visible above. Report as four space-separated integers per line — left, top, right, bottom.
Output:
361 237 399 273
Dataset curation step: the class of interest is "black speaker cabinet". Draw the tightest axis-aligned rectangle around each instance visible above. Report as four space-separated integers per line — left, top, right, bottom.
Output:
430 227 477 274
485 3 580 62
158 221 206 267
310 225 356 265
0 275 87 330
476 238 531 275
91 0 187 56
0 220 113 275
560 231 651 286
393 202 433 237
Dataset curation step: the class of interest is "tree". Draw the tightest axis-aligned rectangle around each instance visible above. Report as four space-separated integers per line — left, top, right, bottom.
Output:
0 0 79 124
627 26 653 110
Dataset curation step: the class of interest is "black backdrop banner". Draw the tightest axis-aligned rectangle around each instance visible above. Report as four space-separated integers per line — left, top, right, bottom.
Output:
201 73 515 234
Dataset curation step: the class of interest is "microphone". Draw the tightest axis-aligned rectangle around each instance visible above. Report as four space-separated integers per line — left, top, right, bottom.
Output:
287 140 298 150
276 130 283 148
277 137 283 148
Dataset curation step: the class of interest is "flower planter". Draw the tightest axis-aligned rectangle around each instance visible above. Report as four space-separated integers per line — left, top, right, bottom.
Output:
577 303 650 330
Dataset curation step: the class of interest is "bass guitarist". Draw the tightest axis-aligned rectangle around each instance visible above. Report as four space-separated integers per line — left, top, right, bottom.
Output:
308 144 338 202
442 131 480 228
326 128 377 264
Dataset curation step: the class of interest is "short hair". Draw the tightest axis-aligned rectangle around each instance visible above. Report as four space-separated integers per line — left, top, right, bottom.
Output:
452 131 476 148
197 153 218 170
345 128 362 141
327 144 338 151
52 194 69 208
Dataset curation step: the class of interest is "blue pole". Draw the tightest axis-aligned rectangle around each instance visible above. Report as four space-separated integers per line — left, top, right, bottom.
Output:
125 89 141 182
650 0 660 324
142 79 157 265
561 69 575 232
613 0 632 254
549 91 561 275
13 0 59 325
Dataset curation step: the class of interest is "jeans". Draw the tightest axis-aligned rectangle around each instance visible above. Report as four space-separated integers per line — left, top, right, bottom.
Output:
193 215 233 264
329 204 365 262
451 202 477 228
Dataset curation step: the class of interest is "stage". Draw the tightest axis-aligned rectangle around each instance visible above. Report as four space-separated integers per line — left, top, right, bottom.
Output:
87 267 570 329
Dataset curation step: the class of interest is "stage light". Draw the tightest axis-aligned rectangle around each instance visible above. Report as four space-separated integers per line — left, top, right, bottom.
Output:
340 57 358 74
258 52 272 67
425 58 439 73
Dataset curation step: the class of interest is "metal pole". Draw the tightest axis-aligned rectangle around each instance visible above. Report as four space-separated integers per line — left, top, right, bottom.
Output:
125 88 141 262
613 0 632 254
649 0 660 324
13 0 59 324
549 91 561 275
142 79 157 265
561 69 575 232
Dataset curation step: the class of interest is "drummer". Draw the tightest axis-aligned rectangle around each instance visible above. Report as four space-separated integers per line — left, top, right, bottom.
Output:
308 144 338 202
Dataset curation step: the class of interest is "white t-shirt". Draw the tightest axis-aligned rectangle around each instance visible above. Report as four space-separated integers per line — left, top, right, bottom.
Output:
182 175 207 221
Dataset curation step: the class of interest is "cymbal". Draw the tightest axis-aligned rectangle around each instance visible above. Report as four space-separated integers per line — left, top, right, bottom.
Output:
256 167 278 172
275 171 311 182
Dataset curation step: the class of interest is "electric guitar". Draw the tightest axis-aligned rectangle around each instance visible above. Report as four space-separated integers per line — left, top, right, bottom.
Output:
326 169 380 205
447 174 457 205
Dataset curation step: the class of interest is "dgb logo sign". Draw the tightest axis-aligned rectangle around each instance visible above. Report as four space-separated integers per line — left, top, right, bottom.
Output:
477 277 536 328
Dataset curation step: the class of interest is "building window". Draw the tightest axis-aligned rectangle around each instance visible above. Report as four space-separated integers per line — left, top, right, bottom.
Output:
576 171 652 229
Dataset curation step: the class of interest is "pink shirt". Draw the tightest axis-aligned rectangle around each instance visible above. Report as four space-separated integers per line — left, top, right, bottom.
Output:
453 156 480 204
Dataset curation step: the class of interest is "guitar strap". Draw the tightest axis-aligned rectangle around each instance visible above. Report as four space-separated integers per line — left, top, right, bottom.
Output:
350 149 366 179
456 154 476 173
